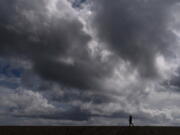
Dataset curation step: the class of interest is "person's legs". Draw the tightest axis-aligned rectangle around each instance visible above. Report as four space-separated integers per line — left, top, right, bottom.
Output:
129 122 134 127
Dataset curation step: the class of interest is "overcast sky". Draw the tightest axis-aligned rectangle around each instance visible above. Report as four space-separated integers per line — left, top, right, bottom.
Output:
1 0 180 126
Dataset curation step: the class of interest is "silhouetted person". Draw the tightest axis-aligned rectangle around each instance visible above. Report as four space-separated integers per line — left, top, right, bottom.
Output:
129 115 134 126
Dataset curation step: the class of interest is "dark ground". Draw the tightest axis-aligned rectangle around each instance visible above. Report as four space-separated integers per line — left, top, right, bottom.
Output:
0 126 180 135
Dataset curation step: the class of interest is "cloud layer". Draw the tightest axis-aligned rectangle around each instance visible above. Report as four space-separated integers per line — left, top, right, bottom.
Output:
0 0 180 125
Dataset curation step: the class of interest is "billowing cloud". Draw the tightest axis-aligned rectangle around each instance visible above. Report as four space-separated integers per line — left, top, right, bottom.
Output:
0 0 180 125
0 0 116 90
92 0 179 78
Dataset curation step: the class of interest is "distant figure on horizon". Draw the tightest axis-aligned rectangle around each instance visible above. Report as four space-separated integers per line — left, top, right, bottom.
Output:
129 115 134 127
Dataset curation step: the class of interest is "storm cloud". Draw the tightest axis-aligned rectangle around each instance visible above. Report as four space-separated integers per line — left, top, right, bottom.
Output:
0 0 115 90
0 0 180 125
92 0 179 78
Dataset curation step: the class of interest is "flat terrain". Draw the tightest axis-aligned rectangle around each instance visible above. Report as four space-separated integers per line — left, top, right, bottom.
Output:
0 126 180 135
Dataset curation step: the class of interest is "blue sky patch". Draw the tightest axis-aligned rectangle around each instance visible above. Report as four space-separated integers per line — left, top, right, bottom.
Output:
0 63 24 78
71 0 87 8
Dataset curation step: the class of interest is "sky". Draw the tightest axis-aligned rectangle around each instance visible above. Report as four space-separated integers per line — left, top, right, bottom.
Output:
0 0 180 126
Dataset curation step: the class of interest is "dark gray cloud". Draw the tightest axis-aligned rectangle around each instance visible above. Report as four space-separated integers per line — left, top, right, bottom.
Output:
0 0 115 90
92 0 178 78
163 68 180 91
1 0 177 90
0 0 180 125
15 106 92 121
